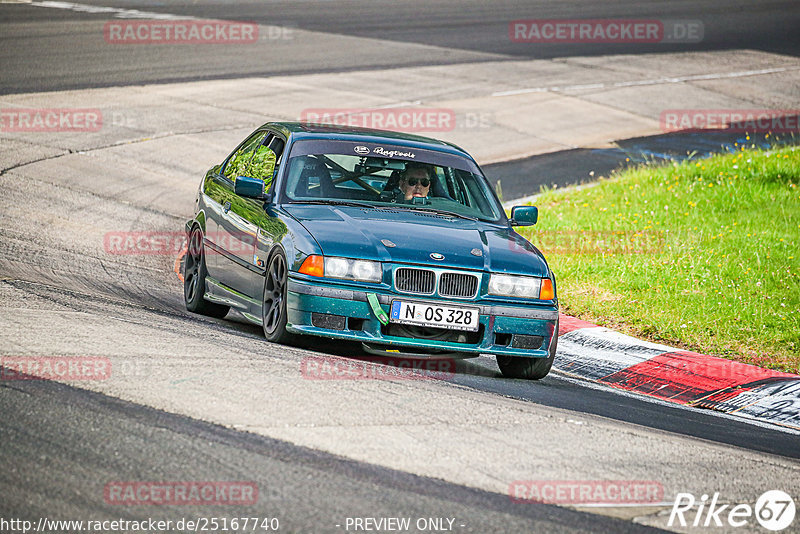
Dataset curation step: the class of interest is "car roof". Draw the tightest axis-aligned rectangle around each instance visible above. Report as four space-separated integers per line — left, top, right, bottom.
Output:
265 121 473 159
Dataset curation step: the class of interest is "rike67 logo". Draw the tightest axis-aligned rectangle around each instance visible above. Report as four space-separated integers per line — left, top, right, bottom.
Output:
669 490 795 531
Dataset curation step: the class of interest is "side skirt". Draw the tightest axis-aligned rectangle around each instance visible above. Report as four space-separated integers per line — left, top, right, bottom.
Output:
205 276 263 325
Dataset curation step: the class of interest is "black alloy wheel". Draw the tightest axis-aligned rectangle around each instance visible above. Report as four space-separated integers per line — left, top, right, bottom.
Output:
262 251 294 343
184 227 230 318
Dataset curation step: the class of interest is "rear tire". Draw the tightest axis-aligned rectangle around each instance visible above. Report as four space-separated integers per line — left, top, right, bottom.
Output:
497 319 559 380
184 227 230 319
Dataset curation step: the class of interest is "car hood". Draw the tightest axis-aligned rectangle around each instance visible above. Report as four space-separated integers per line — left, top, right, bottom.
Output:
284 204 549 276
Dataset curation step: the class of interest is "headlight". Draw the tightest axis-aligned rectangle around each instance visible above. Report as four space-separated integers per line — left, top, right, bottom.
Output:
488 274 542 299
351 259 382 282
325 257 382 283
325 257 350 278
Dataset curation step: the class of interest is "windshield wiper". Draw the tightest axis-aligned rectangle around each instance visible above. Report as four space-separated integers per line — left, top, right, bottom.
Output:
294 200 483 221
291 200 378 209
401 206 479 221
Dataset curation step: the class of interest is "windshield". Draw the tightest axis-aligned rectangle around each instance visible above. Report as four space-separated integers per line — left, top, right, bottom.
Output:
279 139 505 222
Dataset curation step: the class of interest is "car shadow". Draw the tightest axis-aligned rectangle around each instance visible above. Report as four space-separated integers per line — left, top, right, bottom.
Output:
223 309 502 380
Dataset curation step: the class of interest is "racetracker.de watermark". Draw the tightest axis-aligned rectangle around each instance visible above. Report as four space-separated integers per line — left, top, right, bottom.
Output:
300 108 462 133
105 231 189 256
0 108 102 132
301 356 456 381
520 230 666 255
104 20 259 44
1 356 111 381
104 482 258 506
661 109 800 133
103 231 264 256
509 19 703 43
509 480 665 505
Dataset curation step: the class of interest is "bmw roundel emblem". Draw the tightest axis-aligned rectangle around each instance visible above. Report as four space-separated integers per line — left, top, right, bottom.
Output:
430 252 445 260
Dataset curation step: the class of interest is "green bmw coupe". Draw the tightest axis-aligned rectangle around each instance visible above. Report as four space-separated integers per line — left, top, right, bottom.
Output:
185 122 558 379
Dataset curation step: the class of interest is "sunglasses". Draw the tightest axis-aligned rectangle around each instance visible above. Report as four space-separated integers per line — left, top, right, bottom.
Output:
406 178 430 187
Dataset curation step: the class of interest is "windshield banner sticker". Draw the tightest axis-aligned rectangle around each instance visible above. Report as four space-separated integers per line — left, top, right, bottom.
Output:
372 147 416 159
289 139 478 174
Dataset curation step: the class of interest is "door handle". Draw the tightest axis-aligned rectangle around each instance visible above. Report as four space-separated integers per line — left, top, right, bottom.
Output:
223 201 231 213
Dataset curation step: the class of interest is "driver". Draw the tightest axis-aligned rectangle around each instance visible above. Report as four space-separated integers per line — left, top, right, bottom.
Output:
398 163 432 201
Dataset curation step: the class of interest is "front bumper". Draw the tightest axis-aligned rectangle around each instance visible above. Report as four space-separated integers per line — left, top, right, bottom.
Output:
286 277 558 359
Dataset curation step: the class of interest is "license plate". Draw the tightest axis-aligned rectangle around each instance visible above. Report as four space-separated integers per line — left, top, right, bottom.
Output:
390 300 480 332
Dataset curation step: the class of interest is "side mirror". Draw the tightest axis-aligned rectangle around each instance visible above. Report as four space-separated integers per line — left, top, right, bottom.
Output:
510 206 538 226
234 175 266 199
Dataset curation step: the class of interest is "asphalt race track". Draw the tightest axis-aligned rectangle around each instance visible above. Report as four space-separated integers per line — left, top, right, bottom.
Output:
1 0 799 93
1 1 799 533
0 375 648 533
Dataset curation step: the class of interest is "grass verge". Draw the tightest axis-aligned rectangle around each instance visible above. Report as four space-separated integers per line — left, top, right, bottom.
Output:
518 143 799 373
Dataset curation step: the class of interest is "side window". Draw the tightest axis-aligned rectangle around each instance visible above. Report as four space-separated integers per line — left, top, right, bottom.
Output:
223 132 267 181
248 134 285 191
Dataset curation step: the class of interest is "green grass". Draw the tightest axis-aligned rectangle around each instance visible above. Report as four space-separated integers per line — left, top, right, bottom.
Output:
518 143 800 373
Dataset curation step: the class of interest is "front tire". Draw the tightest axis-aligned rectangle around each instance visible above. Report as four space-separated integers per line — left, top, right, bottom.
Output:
184 227 230 318
262 251 296 344
497 319 559 380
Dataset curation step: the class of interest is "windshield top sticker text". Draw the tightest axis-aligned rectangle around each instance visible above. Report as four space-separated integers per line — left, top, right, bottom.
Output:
372 147 416 159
